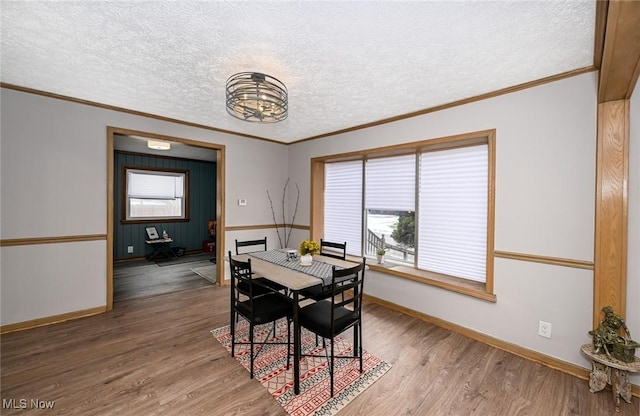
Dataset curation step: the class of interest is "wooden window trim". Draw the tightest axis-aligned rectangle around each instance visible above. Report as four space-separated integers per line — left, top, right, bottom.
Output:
121 165 191 224
312 129 496 300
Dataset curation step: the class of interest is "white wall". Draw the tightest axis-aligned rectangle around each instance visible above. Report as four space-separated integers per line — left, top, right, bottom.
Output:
0 88 289 326
288 73 611 376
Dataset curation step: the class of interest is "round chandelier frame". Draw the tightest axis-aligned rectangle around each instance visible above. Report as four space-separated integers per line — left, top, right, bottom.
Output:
225 72 288 123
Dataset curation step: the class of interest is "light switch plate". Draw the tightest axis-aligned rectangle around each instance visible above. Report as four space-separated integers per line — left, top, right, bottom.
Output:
238 199 247 206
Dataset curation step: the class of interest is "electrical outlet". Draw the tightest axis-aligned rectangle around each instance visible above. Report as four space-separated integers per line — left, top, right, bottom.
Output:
127 245 134 254
538 321 552 338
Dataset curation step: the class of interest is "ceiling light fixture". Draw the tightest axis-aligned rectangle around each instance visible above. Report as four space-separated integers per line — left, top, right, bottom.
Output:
225 72 288 123
147 140 171 150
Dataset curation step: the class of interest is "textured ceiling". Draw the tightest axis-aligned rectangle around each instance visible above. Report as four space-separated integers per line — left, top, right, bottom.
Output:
1 1 595 144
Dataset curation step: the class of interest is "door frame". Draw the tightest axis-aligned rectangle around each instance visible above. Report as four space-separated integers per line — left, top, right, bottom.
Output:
106 126 226 310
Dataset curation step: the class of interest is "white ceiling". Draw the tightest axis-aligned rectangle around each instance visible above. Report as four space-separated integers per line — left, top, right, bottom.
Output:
113 133 219 162
1 1 596 144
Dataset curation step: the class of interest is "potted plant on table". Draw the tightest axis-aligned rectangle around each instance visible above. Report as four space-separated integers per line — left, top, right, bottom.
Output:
376 248 387 264
299 239 320 266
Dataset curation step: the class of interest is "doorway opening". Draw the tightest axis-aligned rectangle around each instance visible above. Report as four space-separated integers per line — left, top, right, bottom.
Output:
106 127 226 309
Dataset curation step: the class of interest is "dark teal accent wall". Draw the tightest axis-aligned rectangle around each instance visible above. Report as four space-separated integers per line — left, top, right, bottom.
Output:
114 152 216 260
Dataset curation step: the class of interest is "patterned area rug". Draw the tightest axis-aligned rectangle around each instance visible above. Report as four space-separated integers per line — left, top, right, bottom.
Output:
212 320 391 416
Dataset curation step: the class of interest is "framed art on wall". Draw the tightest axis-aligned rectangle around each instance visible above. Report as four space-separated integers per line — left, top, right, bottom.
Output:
146 226 159 240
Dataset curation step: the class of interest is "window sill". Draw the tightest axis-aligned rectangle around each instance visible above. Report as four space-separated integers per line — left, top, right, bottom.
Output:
120 218 190 224
362 258 496 303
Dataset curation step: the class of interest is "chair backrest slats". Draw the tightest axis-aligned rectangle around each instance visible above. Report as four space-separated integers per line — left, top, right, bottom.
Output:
329 259 366 332
228 251 255 317
320 239 347 260
235 237 267 255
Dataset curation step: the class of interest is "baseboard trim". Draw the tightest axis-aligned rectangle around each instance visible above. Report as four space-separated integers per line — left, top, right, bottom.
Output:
364 293 639 398
0 306 107 334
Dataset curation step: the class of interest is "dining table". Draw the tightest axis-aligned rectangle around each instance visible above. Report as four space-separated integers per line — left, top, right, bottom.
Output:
234 249 357 395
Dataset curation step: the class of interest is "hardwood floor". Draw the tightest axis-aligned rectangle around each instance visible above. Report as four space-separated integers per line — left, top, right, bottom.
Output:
1 263 637 415
113 254 215 301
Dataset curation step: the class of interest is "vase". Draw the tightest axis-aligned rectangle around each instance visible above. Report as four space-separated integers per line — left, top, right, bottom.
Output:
300 253 313 266
377 254 384 264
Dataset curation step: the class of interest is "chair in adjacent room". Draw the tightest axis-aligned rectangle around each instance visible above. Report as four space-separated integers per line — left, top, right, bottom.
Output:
229 252 293 379
297 258 366 397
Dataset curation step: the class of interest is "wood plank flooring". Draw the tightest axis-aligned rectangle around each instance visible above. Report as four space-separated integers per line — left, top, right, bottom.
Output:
2 260 637 415
113 255 215 301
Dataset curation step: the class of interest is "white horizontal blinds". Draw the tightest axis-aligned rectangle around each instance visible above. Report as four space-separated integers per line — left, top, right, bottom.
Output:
417 145 488 282
324 160 363 256
128 170 183 199
174 175 184 198
365 155 415 210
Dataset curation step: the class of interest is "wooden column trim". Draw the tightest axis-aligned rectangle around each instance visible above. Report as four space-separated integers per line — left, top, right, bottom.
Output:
593 0 608 70
309 159 325 241
593 100 629 327
598 0 640 102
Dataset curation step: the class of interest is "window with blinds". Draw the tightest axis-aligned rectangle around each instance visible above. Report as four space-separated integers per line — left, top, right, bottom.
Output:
324 160 363 256
418 145 488 282
125 168 188 221
365 155 415 211
322 142 489 284
365 155 415 262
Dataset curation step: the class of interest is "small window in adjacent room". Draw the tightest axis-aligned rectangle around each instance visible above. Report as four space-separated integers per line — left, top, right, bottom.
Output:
124 167 189 222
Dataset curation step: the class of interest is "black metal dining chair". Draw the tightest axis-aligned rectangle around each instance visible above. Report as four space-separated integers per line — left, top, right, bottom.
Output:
229 251 293 379
235 237 268 254
299 240 347 301
319 239 347 260
235 237 287 295
297 258 366 397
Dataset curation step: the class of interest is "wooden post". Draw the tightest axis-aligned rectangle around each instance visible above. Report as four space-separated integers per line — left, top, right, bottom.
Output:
594 100 629 326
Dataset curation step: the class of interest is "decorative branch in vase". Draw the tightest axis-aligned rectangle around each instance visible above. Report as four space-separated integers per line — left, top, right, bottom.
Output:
267 178 300 249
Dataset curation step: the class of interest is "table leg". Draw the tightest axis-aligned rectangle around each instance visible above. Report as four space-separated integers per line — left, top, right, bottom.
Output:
611 372 620 413
146 242 175 260
611 368 632 411
293 290 300 395
588 361 609 393
148 245 162 260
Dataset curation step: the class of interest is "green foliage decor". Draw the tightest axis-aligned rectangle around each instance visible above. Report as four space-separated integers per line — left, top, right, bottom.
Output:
299 239 320 255
391 211 415 248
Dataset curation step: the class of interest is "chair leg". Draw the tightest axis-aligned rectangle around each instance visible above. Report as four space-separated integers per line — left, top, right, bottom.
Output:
249 322 255 379
330 336 335 397
358 323 363 373
230 311 236 357
353 324 359 358
286 318 291 369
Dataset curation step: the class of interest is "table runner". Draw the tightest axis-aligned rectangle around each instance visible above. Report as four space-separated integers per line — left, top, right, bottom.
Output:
249 250 343 286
